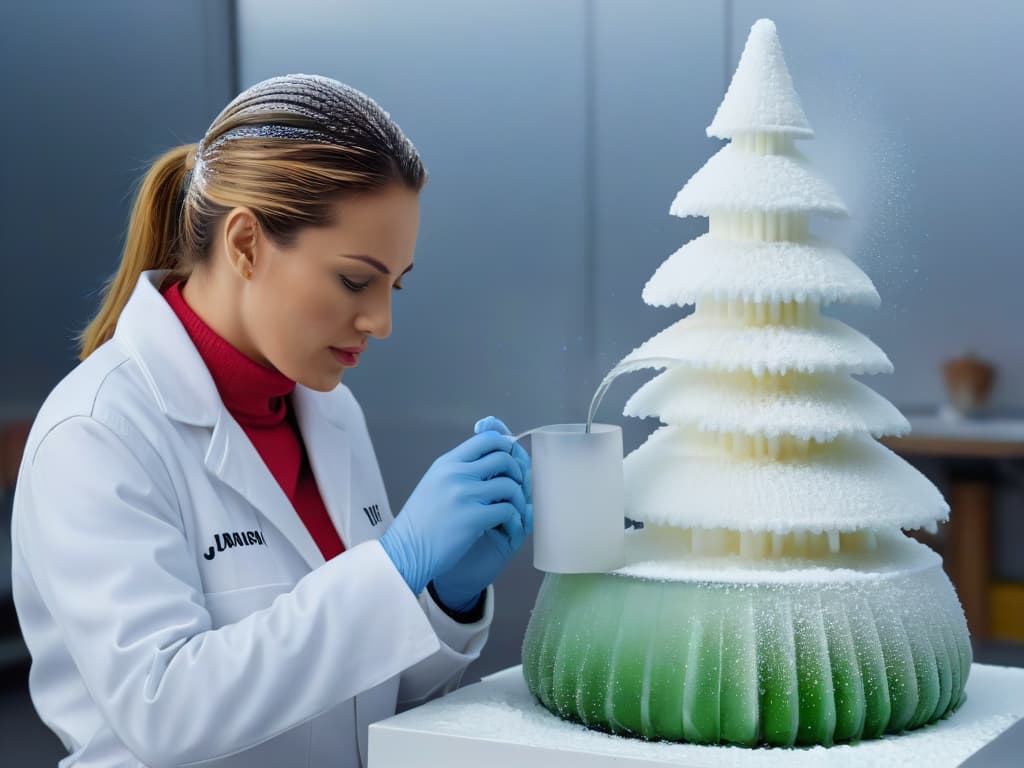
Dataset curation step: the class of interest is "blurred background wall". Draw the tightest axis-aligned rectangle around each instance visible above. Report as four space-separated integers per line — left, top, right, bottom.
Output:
2 1 1022 763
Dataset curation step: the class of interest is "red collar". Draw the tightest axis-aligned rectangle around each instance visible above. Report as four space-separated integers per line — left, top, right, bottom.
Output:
162 281 295 426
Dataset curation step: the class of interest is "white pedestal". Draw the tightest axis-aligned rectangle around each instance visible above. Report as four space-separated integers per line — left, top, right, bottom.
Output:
369 664 1024 767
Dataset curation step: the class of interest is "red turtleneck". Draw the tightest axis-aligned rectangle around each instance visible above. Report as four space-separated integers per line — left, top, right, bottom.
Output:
163 281 345 561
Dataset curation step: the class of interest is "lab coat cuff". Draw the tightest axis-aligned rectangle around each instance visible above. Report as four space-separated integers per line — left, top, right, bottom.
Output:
420 582 493 656
351 540 444 661
396 583 493 707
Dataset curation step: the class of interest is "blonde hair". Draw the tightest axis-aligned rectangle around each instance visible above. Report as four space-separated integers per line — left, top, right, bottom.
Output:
78 75 426 360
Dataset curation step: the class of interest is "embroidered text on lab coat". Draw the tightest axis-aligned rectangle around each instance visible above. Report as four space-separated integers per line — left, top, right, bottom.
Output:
363 504 382 526
203 530 268 560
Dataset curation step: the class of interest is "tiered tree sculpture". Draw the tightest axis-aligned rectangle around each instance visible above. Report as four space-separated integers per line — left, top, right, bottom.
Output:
522 19 970 747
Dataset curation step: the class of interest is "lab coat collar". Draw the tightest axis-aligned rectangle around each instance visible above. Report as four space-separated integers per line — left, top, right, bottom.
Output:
114 270 348 432
114 269 356 568
114 269 222 427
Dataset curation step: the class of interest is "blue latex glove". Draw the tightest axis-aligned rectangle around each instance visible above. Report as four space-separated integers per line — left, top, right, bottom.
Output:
379 426 529 599
432 416 534 614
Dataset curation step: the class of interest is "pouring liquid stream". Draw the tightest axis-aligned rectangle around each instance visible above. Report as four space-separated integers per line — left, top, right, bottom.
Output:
511 357 683 443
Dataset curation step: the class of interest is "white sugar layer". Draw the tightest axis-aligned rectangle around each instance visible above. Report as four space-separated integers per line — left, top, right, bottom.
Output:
620 312 893 376
671 143 846 217
624 368 910 441
614 528 938 584
642 234 880 307
624 427 949 532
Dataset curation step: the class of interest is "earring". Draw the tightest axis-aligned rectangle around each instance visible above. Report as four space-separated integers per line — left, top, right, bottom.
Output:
244 266 253 279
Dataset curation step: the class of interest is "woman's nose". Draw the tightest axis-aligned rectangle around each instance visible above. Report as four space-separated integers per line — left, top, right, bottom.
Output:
355 296 392 339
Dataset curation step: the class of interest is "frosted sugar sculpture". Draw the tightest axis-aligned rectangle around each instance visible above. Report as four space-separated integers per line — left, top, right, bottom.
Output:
522 18 970 747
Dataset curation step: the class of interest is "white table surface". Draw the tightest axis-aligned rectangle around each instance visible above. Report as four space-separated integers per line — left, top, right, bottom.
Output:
369 663 1024 767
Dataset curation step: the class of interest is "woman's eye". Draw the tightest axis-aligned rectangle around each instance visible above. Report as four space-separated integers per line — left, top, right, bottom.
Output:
340 276 371 293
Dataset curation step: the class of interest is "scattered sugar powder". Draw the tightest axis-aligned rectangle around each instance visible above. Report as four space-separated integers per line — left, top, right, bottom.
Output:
379 664 1023 767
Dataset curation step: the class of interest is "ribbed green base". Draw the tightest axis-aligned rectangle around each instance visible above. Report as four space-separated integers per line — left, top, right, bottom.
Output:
522 558 970 747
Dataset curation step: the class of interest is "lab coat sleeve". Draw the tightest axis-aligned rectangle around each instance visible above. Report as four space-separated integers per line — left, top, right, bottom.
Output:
17 415 443 768
396 583 494 709
337 385 495 709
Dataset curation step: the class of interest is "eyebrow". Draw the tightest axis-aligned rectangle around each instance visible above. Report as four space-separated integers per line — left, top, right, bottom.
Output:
339 254 414 276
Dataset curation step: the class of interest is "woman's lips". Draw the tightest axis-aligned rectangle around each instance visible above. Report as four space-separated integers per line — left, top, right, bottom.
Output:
330 347 361 366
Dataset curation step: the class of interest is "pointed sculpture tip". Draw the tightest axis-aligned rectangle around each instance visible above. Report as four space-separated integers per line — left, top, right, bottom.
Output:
706 17 813 140
746 19 783 60
746 18 782 60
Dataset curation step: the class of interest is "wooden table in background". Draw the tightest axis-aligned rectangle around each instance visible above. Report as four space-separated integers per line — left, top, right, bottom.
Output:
883 415 1024 643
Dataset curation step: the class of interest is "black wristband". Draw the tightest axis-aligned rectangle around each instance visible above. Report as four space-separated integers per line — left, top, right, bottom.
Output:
427 581 486 624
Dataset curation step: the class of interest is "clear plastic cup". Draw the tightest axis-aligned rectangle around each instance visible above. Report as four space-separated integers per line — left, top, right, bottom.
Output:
524 423 625 573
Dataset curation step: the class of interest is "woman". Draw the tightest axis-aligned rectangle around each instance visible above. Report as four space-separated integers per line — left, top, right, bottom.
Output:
10 73 532 768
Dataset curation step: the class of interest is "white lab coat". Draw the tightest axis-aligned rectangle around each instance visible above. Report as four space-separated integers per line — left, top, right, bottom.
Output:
10 269 493 768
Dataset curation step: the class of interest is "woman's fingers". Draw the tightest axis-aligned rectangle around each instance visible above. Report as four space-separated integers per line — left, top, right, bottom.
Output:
472 416 532 501
450 431 515 463
479 502 524 549
494 506 525 552
456 419 532 545
474 415 511 436
469 450 523 484
475 477 526 515
510 443 531 495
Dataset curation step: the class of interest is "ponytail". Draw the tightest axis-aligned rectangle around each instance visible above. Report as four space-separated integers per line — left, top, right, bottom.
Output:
77 144 197 360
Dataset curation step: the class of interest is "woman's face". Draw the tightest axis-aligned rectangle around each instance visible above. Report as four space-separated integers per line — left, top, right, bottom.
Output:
243 183 419 391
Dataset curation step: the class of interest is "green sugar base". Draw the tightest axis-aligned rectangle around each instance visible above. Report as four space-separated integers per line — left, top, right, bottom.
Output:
522 546 970 748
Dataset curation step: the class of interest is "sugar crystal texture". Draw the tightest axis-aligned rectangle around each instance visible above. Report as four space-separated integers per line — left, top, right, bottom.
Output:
397 665 1020 766
522 540 970 747
643 235 880 307
707 18 813 139
521 18 970 748
624 369 909 441
621 312 893 378
670 143 846 217
624 429 947 533
612 13 946 534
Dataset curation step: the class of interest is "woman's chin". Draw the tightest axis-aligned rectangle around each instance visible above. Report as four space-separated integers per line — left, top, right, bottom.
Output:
298 368 345 392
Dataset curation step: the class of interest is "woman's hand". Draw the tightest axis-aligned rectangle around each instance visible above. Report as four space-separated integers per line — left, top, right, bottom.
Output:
379 417 530 599
431 416 533 614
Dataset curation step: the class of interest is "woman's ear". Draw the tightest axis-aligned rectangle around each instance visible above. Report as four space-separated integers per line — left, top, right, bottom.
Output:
223 206 260 280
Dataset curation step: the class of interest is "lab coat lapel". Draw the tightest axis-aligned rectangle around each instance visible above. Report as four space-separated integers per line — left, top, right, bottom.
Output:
118 270 349 570
204 406 326 570
291 386 355 547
